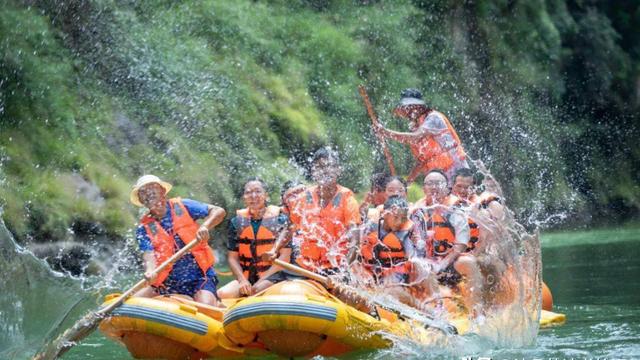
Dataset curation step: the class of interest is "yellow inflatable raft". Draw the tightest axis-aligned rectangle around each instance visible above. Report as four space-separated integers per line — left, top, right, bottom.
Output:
100 280 452 358
99 279 564 358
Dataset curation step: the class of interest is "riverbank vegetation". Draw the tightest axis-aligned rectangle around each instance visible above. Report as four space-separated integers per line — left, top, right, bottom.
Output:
1 0 638 244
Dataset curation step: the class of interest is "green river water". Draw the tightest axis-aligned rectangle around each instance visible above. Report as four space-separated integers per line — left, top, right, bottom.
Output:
2 227 639 359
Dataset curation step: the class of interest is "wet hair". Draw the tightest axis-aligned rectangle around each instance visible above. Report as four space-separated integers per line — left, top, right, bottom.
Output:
244 177 268 192
370 173 389 192
384 176 408 191
383 195 409 212
425 168 448 182
311 146 340 166
281 179 302 198
452 168 474 184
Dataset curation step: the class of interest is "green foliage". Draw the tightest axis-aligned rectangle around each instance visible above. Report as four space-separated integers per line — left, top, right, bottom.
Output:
0 0 638 243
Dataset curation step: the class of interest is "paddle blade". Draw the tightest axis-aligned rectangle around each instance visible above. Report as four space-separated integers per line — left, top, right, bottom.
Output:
33 311 101 360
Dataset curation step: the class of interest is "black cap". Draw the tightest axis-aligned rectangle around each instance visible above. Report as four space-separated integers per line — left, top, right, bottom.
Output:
398 88 426 106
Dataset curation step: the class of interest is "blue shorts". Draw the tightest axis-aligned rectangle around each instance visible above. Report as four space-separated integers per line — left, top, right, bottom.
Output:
154 275 219 298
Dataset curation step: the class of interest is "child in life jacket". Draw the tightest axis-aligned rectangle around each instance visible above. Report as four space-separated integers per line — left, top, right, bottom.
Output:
360 195 422 306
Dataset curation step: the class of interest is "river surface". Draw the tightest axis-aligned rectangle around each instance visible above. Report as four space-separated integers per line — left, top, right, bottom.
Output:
2 228 639 359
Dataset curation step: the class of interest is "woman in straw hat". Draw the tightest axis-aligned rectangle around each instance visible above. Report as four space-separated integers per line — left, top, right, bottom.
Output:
130 174 226 306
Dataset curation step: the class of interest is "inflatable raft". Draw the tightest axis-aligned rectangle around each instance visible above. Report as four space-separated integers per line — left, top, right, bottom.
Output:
99 280 465 359
99 280 564 359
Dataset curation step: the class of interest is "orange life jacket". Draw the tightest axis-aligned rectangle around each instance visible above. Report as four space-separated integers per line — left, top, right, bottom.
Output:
414 207 457 258
362 220 414 277
444 194 479 251
235 205 283 284
140 198 215 287
468 219 480 250
409 110 466 171
290 185 360 271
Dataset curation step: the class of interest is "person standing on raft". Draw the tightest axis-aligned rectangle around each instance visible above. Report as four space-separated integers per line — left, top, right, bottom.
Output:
373 88 469 183
130 175 226 306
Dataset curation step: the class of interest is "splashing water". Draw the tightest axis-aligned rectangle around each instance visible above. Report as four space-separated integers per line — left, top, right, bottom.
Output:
0 214 86 359
0 211 140 359
288 162 542 357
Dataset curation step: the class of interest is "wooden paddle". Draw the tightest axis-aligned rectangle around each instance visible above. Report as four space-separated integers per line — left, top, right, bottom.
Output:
273 259 458 335
33 238 204 360
358 85 397 176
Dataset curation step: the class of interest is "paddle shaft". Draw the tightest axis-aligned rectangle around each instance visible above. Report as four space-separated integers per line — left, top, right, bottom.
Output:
34 237 204 360
273 259 457 335
100 237 203 314
274 258 329 286
358 85 397 176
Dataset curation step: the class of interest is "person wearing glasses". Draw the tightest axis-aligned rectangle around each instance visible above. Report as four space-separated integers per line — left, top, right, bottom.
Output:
410 169 482 314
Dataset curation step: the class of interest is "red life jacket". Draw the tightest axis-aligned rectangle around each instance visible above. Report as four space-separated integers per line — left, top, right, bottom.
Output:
140 198 215 287
362 220 414 277
409 110 466 171
234 205 282 284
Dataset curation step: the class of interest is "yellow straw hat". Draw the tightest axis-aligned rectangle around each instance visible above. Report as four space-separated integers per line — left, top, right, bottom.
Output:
130 175 172 207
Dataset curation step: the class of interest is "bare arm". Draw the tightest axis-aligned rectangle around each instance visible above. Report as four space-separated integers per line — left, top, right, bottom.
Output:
227 251 246 282
142 251 157 281
259 248 292 280
345 225 362 264
376 113 449 143
202 205 226 229
376 123 430 143
193 205 226 243
437 245 465 270
263 224 293 261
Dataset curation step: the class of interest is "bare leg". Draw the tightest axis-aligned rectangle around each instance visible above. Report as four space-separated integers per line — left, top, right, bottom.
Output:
386 284 414 308
133 286 159 298
194 289 219 306
252 279 274 293
454 254 482 313
216 280 241 299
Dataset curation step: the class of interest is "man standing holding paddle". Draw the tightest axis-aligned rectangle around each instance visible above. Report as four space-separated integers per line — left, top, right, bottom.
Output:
373 88 469 183
130 175 226 306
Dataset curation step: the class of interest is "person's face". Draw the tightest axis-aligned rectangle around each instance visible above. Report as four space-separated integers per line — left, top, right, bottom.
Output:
282 184 305 212
452 176 474 200
138 183 167 214
385 179 407 200
372 190 387 206
311 158 340 186
383 207 407 231
243 181 267 210
422 173 448 203
394 105 424 129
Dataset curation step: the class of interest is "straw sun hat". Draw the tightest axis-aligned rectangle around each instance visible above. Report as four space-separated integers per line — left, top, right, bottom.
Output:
130 175 172 207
